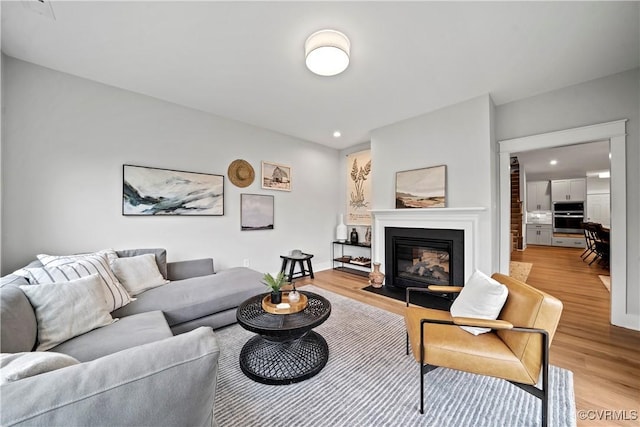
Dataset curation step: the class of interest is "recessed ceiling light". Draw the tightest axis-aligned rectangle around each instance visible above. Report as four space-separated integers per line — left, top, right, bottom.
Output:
333 130 341 138
549 160 558 165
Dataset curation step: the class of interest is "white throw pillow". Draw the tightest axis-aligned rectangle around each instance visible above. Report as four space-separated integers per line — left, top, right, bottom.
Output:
110 253 169 296
14 251 132 312
0 352 80 384
20 274 116 351
449 270 509 335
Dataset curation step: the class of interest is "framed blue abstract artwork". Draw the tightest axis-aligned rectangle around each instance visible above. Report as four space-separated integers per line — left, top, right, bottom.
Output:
123 164 224 216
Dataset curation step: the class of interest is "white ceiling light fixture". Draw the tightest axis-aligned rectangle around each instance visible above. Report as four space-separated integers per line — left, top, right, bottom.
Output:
549 160 558 165
305 29 350 76
333 130 342 138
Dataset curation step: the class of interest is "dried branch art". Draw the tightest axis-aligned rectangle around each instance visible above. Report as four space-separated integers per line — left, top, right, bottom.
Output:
349 157 371 209
123 165 224 216
346 150 372 226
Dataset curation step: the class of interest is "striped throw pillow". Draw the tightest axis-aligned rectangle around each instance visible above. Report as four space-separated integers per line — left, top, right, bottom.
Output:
15 251 132 312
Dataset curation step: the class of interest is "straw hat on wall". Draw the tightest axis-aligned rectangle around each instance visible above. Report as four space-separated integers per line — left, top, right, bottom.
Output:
227 159 255 188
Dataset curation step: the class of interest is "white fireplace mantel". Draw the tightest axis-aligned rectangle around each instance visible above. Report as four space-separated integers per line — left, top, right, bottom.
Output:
370 207 487 283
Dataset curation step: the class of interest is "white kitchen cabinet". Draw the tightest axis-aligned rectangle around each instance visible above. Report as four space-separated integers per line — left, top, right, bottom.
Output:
586 193 611 227
526 224 552 246
552 236 586 248
551 179 586 202
526 181 551 211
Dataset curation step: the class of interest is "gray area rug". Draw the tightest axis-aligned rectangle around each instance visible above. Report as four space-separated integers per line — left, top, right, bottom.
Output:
214 285 576 427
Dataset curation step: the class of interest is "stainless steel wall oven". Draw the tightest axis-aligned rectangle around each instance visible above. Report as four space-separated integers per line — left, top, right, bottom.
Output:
553 201 584 233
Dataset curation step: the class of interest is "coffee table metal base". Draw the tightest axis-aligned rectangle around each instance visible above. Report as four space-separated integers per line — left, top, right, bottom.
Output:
239 331 329 385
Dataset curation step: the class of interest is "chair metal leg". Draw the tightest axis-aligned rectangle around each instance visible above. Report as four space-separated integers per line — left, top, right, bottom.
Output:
508 330 549 427
406 332 409 356
420 361 424 414
420 321 425 414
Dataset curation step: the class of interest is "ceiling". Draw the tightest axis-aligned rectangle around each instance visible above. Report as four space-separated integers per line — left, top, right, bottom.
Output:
514 140 611 181
1 1 638 150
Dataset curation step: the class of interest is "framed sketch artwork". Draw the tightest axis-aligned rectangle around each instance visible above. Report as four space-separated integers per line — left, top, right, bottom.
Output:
241 194 274 231
395 165 447 208
262 161 291 191
346 149 372 226
123 165 224 216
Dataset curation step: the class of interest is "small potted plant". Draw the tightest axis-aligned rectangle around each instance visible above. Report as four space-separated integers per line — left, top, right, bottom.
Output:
262 271 288 304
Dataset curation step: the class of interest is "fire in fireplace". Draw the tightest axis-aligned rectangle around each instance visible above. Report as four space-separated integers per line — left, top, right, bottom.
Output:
385 227 464 299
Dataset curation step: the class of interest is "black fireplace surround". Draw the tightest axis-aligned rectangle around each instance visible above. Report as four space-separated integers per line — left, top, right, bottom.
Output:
385 227 464 299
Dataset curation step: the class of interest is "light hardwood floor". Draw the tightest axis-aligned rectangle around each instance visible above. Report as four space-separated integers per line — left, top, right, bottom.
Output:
295 246 640 426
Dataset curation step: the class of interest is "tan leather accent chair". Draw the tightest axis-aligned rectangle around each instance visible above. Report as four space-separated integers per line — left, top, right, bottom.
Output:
404 273 563 427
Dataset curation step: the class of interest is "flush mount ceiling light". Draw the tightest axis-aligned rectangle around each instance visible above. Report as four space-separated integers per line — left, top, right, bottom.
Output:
305 29 350 76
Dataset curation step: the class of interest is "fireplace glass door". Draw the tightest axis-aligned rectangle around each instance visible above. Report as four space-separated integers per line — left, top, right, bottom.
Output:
384 227 464 296
396 243 450 286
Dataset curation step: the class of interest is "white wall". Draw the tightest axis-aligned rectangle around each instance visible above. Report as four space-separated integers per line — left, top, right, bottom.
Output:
1 57 340 275
370 94 496 275
496 68 640 315
0 5 3 270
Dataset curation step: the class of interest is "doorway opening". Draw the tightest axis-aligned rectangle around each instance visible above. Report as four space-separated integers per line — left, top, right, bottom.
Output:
498 120 633 330
511 140 611 303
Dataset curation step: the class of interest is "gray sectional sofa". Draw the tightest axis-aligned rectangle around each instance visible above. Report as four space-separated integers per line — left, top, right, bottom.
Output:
0 248 266 426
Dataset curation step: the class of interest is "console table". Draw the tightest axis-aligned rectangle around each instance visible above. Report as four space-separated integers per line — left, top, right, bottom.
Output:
332 241 371 277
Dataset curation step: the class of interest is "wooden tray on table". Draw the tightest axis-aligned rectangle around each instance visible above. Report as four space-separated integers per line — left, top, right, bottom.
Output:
262 292 308 315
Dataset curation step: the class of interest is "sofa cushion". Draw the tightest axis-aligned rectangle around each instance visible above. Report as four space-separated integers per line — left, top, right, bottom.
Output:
50 311 173 362
116 248 168 279
110 253 169 296
20 274 116 351
167 258 215 281
112 267 264 327
0 352 80 385
0 284 37 353
0 327 219 427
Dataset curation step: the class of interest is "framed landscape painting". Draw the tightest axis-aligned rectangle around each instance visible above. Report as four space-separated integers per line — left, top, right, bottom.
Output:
123 164 224 216
395 165 447 209
241 194 274 230
262 161 291 191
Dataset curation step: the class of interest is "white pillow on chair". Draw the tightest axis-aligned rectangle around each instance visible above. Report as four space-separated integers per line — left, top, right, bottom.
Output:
449 270 509 335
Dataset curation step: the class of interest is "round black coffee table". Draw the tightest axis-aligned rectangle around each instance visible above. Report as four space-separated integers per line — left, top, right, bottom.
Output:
236 291 331 385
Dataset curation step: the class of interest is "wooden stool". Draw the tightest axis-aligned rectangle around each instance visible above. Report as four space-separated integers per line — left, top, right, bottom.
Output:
279 253 314 280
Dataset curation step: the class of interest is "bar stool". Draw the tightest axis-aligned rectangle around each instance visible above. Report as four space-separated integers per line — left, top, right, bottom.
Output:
279 250 314 280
